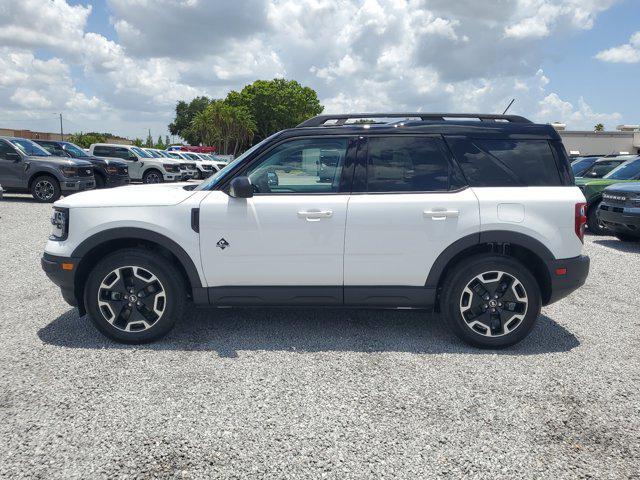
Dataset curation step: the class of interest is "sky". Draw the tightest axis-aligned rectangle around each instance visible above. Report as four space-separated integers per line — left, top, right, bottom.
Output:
0 0 639 140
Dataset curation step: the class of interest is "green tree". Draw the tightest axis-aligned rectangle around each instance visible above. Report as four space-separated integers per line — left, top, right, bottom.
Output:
132 138 144 147
594 123 604 131
155 135 165 149
165 135 170 148
225 78 323 141
168 96 212 144
145 131 153 148
67 132 109 148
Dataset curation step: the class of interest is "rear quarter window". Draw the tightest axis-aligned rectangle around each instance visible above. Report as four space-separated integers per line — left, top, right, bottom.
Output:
445 137 563 187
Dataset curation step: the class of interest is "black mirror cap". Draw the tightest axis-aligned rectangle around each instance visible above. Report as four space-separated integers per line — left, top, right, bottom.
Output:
229 176 253 198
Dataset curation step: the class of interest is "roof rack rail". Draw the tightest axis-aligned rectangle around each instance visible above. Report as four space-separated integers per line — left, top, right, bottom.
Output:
297 112 532 128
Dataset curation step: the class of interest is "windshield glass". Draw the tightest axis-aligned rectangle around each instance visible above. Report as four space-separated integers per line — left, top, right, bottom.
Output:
62 142 89 157
10 139 51 156
167 152 181 159
605 158 640 180
185 153 200 160
145 149 163 158
131 147 152 158
571 158 595 175
195 133 279 191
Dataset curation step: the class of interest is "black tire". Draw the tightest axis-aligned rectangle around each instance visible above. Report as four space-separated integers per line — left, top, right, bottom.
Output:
30 174 61 203
95 174 105 189
439 255 542 348
587 201 606 235
142 169 164 184
84 248 186 343
614 233 640 242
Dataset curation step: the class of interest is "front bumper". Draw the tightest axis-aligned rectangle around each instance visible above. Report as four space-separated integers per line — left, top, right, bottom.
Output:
41 253 80 307
544 255 590 305
61 178 95 192
162 172 181 181
597 205 640 236
105 175 130 187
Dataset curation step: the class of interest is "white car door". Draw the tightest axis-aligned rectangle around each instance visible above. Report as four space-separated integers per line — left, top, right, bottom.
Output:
198 136 356 305
343 135 479 305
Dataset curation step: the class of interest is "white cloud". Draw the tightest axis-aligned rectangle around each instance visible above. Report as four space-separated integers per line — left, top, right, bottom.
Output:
0 0 627 136
536 93 622 128
595 31 640 63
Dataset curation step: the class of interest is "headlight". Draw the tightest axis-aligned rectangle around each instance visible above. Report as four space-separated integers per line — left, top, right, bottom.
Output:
50 207 69 241
163 163 179 173
59 166 78 177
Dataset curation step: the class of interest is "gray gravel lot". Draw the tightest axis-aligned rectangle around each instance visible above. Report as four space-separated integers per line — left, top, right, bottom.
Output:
1 193 639 479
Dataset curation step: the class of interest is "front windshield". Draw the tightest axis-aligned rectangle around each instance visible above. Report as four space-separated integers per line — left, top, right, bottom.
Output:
571 158 594 175
185 153 200 160
195 133 279 191
167 152 181 159
10 139 51 156
62 142 89 157
131 147 152 158
155 150 169 158
145 149 163 158
604 158 640 180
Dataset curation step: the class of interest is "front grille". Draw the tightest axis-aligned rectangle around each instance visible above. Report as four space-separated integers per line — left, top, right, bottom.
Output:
603 192 629 206
78 167 93 177
202 164 212 170
178 164 187 170
186 163 196 170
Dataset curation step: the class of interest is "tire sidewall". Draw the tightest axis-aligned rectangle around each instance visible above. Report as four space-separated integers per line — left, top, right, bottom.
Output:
84 250 184 343
31 175 61 203
588 201 605 235
442 255 542 348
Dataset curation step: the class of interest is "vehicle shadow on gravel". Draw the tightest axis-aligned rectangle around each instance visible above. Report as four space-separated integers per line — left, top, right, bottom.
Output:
593 239 640 253
0 195 40 203
38 308 579 357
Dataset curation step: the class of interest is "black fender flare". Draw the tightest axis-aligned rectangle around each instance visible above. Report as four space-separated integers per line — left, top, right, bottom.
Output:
425 230 555 288
71 227 203 289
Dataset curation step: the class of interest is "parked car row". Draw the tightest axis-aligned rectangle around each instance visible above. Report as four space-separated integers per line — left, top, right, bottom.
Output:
572 154 640 240
0 136 229 202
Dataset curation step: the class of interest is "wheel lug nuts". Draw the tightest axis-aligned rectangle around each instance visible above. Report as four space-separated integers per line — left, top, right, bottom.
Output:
498 302 502 307
128 302 133 307
491 308 496 312
484 295 490 300
483 304 488 309
494 294 499 299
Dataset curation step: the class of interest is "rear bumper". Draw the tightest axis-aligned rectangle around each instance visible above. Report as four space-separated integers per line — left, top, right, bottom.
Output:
41 253 80 307
597 205 640 235
544 255 590 305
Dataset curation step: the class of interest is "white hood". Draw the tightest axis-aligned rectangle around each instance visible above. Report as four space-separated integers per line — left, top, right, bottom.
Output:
55 183 197 208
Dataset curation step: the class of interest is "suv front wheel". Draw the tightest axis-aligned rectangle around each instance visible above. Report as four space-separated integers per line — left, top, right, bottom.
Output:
84 248 186 343
143 169 164 184
440 255 541 348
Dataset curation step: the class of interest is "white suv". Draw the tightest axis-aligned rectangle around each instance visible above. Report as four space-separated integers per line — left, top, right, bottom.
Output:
143 148 198 180
42 113 589 348
168 151 215 179
89 144 182 183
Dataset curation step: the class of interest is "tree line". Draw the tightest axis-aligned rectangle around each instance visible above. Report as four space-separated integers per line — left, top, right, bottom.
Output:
169 78 324 155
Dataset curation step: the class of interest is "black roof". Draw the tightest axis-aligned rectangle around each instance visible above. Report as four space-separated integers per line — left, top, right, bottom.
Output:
282 113 560 140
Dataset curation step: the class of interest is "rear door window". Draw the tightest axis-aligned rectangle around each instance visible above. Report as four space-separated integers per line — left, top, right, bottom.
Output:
365 136 453 192
446 138 562 187
93 146 114 157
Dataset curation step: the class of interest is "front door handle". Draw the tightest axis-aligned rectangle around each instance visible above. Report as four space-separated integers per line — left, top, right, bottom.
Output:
297 209 333 221
423 209 459 220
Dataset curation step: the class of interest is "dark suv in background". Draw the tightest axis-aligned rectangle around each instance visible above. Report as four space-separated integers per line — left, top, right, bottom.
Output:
35 140 129 188
0 137 95 202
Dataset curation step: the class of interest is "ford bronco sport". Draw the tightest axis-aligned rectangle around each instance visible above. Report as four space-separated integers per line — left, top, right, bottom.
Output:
41 113 589 348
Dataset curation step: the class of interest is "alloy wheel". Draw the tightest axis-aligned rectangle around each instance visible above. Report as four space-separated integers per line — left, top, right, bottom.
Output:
145 172 161 183
459 270 528 337
34 180 55 201
97 266 166 332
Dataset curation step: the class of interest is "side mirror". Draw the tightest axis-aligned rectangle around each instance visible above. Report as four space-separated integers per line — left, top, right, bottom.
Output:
229 176 253 198
587 171 601 178
6 152 20 162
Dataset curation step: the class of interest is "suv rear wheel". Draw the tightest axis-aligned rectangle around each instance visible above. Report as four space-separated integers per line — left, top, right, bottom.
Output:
31 175 61 203
143 169 163 184
440 255 541 348
84 248 186 343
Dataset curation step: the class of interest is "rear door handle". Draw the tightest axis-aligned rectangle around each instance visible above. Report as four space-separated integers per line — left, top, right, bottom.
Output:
423 209 459 220
297 209 333 221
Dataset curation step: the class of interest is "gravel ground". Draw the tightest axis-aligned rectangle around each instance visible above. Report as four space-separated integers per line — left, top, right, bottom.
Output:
0 194 639 479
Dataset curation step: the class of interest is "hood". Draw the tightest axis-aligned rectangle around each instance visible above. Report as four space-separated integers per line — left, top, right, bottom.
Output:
575 177 634 187
28 155 93 167
603 181 640 193
55 182 197 208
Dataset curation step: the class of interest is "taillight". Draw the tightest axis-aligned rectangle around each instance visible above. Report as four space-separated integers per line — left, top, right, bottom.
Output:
575 202 587 243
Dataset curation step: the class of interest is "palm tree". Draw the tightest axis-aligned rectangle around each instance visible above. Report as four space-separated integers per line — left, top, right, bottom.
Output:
594 123 604 132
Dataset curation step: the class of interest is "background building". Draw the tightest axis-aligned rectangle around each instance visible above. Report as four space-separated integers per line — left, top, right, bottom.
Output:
553 124 640 156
